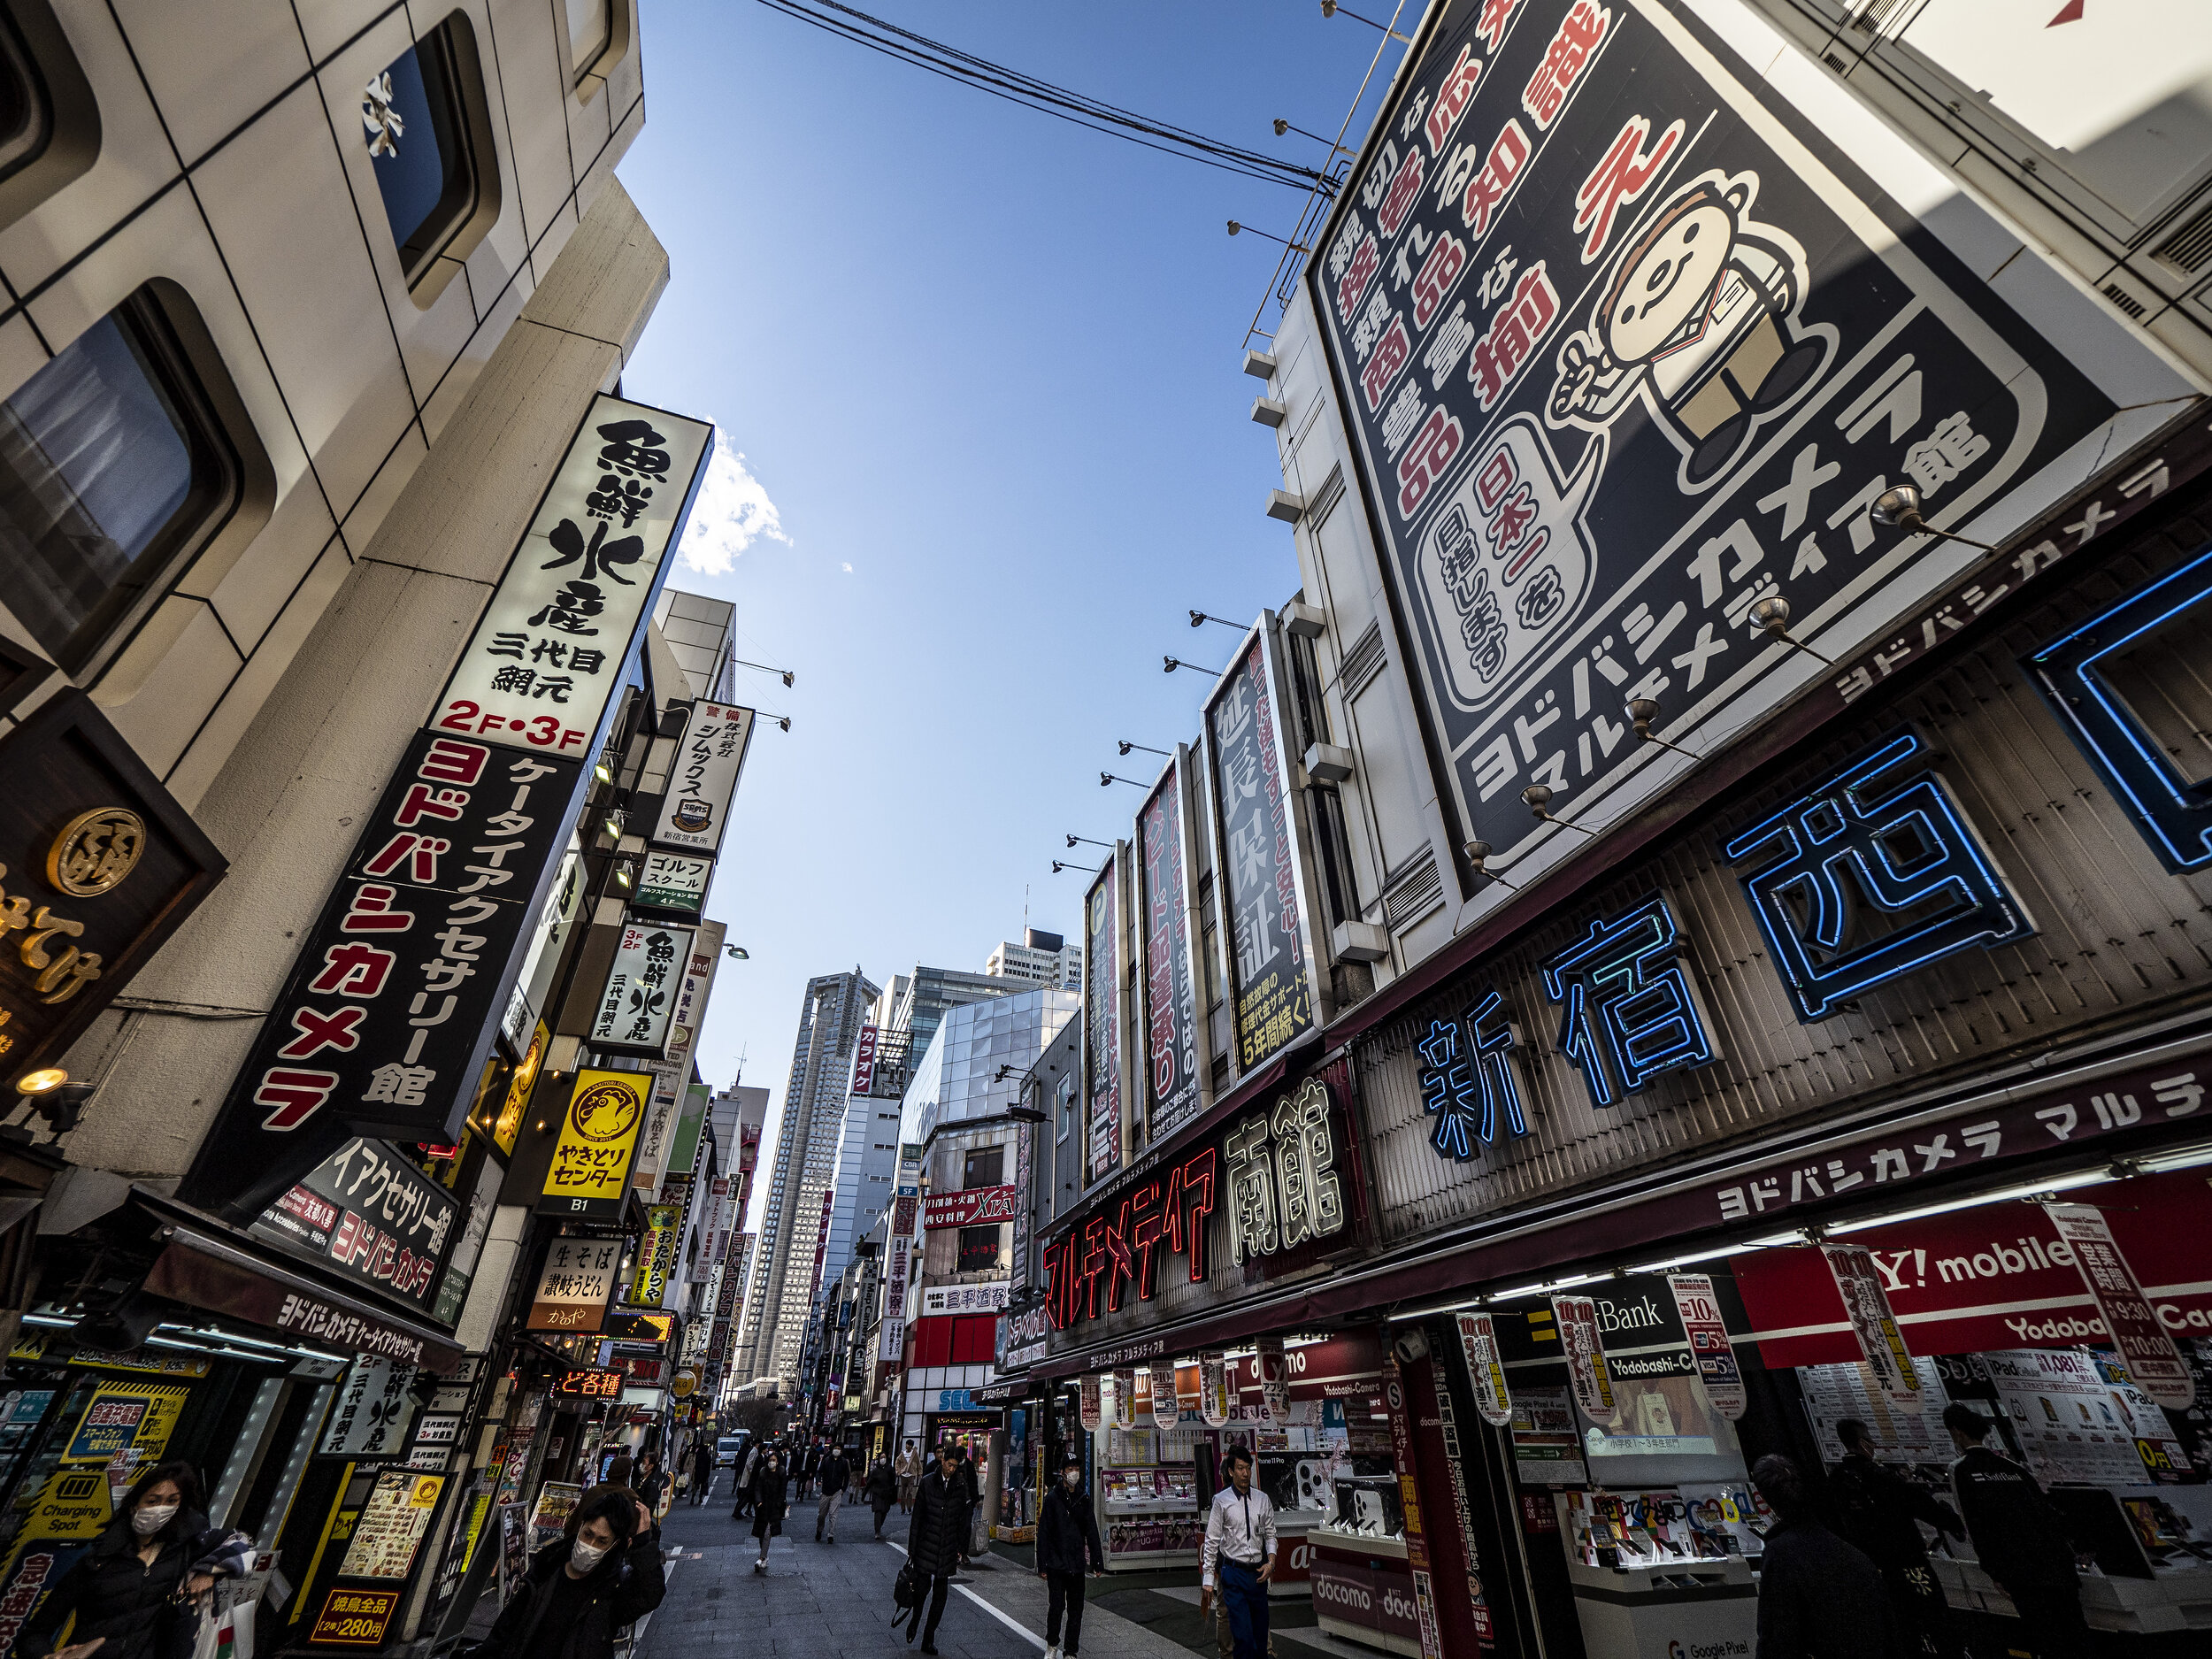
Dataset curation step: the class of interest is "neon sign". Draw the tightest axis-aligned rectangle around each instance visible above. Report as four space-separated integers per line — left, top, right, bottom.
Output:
1541 893 1716 1108
1415 988 1531 1159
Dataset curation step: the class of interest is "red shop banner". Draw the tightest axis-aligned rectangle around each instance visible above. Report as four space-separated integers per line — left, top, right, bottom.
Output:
922 1184 1019 1230
1734 1171 2212 1365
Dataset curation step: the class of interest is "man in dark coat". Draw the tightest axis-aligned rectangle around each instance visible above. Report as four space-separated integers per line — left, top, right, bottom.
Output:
1037 1452 1107 1659
905 1443 973 1654
864 1456 898 1538
1749 1453 1894 1659
1829 1418 1964 1658
472 1487 662 1659
688 1436 715 1504
815 1446 851 1543
1944 1402 2089 1657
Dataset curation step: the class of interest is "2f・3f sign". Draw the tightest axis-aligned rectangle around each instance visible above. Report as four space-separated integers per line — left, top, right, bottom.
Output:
437 397 713 757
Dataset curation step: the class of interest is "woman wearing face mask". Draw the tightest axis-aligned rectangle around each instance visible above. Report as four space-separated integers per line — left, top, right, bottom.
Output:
1036 1453 1106 1659
17 1463 235 1659
747 1449 787 1573
470 1487 661 1659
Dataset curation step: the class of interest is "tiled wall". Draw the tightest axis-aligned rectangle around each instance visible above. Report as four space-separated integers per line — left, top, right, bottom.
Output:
0 0 644 803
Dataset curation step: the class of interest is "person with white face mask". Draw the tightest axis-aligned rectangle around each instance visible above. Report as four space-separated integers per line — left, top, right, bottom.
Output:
472 1487 662 1659
19 1462 227 1659
1035 1451 1106 1659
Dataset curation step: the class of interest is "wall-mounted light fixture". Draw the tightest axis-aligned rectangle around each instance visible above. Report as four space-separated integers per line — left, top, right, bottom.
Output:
1521 784 1598 836
1625 697 1697 759
1870 484 2001 555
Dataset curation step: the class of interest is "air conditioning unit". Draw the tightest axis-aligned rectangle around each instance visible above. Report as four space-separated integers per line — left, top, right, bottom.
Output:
1333 921 1390 964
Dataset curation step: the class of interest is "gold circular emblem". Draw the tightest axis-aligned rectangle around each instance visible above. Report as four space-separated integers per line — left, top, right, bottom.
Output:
569 1079 642 1143
46 808 146 897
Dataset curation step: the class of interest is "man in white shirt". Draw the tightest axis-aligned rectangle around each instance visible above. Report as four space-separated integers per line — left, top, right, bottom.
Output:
1199 1444 1276 1659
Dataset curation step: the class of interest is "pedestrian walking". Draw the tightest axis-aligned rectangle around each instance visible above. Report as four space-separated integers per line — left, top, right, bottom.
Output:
1828 1418 1964 1658
604 1450 633 1489
1037 1452 1106 1659
633 1452 667 1549
903 1442 973 1655
747 1448 788 1574
864 1455 897 1538
17 1463 242 1659
792 1437 815 1501
730 1440 760 1521
1748 1453 1893 1659
896 1440 922 1513
470 1487 662 1659
1944 1402 2089 1657
1199 1444 1276 1659
689 1435 715 1505
814 1446 850 1543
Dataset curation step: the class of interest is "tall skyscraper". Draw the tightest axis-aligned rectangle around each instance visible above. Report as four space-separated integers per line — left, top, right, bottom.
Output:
732 968 878 1394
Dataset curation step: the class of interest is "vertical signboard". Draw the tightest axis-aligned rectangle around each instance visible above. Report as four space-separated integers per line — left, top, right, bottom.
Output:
537 1070 649 1219
590 922 696 1056
1083 853 1125 1184
2042 1204 2193 1408
1137 756 1204 1141
1206 625 1315 1073
1454 1312 1513 1426
851 1025 879 1097
1307 0 2117 873
1667 1273 1747 1419
649 703 755 853
1823 1244 1922 1410
879 1195 916 1364
1550 1295 1614 1418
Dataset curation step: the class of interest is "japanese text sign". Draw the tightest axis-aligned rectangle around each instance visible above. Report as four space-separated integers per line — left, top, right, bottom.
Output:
649 702 754 854
2041 1203 2193 1408
921 1185 1018 1230
1417 987 1531 1158
436 397 712 757
1550 1294 1614 1417
1310 0 2115 877
1823 1243 1922 1409
538 1069 649 1219
526 1237 621 1332
1665 1273 1746 1419
251 1137 459 1315
1206 627 1314 1073
1455 1312 1514 1426
1137 757 1204 1141
1084 853 1125 1183
631 1204 680 1308
590 922 695 1056
634 851 710 915
318 1356 419 1458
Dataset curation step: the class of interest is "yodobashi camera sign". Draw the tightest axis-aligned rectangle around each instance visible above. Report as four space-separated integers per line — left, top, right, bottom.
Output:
650 703 755 854
1308 0 2152 878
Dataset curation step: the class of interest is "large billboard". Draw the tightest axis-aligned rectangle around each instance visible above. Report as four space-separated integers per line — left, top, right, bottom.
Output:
1136 752 1204 1141
1082 852 1125 1185
1309 0 2129 877
1205 625 1316 1073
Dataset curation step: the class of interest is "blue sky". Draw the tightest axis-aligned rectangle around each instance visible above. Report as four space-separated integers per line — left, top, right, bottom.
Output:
618 0 1402 1210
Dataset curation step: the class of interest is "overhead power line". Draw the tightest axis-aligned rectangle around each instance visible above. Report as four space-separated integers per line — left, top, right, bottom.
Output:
752 0 1337 196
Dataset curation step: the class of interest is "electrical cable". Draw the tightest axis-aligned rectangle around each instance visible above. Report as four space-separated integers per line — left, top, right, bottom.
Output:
752 0 1336 194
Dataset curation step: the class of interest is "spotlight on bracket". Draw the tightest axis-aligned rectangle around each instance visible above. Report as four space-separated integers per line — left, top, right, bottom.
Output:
1522 784 1598 836
1870 483 2001 555
1750 595 1834 665
1625 697 1697 760
1463 841 1518 889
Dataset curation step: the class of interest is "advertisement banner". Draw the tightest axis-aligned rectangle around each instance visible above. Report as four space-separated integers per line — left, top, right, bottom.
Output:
918 1281 1010 1316
1205 627 1314 1073
2043 1203 2193 1409
435 397 712 757
1148 1358 1179 1431
252 1138 457 1316
1083 854 1125 1183
879 1195 916 1363
318 1358 419 1458
1200 1354 1232 1427
589 922 695 1056
1550 1296 1615 1418
340 1470 445 1580
526 1238 621 1332
1256 1336 1289 1422
1309 0 2124 878
537 1070 649 1219
1111 1366 1136 1430
1454 1312 1514 1427
648 702 755 854
631 1205 680 1308
1137 757 1204 1140
634 851 710 915
1824 1244 1923 1410
921 1186 1019 1230
1079 1373 1103 1432
1667 1273 1747 1419
850 1025 879 1096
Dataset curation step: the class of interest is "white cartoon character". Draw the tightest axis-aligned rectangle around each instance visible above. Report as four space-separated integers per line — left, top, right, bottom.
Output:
1548 171 1831 490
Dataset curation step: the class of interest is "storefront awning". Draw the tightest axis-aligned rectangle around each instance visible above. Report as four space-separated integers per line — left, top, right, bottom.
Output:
142 1221 464 1375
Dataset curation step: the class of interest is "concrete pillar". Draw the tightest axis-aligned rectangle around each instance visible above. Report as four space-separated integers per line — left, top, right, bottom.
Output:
59 180 672 1183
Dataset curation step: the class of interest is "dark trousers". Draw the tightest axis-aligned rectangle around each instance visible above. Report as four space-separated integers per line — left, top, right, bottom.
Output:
2000 1578 2090 1659
1221 1560 1269 1659
1046 1571 1087 1654
1883 1563 1960 1659
906 1573 951 1643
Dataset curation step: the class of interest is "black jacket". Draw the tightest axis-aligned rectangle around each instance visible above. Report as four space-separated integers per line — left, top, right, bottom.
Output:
634 1470 667 1511
19 1511 218 1659
1037 1483 1104 1576
748 1463 788 1525
1827 1453 1962 1571
818 1455 851 1495
1949 1445 2078 1588
1755 1517 1895 1659
864 1463 897 1508
474 1536 664 1659
907 1469 972 1577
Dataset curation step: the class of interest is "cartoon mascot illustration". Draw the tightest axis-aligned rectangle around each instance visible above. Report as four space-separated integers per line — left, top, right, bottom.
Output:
1548 170 1832 491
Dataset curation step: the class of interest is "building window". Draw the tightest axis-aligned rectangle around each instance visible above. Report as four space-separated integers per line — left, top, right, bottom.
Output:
363 15 496 293
956 1225 1002 1274
0 289 241 679
566 0 614 83
963 1145 1003 1188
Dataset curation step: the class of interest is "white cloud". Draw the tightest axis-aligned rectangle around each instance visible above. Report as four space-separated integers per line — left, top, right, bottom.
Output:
677 432 789 576
841 562 853 573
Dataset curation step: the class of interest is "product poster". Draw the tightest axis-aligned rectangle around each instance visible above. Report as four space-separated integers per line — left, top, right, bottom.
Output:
1667 1272 1747 1419
1980 1348 2150 1487
1310 0 2116 872
1079 1373 1103 1432
1256 1337 1290 1422
339 1470 446 1580
1509 1386 1587 1485
2043 1202 2193 1408
1112 1366 1136 1430
1200 1355 1232 1428
1551 1295 1615 1417
1824 1244 1923 1410
1455 1311 1514 1426
1149 1359 1180 1432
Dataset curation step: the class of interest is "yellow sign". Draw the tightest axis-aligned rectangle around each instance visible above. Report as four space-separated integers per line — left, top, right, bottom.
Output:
61 1382 188 1463
672 1370 696 1400
493 1022 548 1156
9 1331 210 1379
539 1070 649 1216
21 1468 111 1540
46 808 145 897
630 1205 679 1307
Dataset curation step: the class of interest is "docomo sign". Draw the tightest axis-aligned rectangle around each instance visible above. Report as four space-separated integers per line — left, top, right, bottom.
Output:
923 1185 1019 1230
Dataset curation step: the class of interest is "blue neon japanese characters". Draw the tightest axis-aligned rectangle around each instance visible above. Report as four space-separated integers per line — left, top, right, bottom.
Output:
1415 989 1530 1159
1723 726 2033 1021
1541 893 1714 1107
2026 545 2212 872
